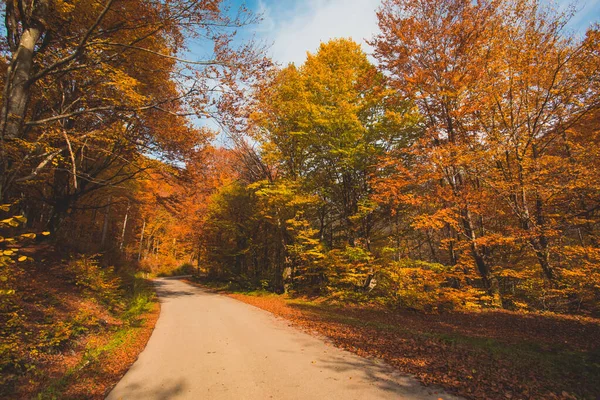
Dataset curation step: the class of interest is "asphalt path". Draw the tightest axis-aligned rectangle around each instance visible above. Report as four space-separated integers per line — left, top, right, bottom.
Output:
107 278 461 400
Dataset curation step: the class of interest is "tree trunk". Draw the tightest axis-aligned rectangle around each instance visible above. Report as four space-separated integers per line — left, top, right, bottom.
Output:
138 219 146 261
1 1 49 140
120 203 130 251
462 206 501 306
101 195 112 249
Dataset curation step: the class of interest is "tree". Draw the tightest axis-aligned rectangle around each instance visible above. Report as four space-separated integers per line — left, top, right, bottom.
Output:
0 0 267 237
373 0 503 302
253 39 407 250
374 0 600 308
475 1 600 281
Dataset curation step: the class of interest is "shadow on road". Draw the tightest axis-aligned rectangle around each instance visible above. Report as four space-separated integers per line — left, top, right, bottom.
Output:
111 378 187 400
315 352 427 395
153 279 196 299
276 326 436 397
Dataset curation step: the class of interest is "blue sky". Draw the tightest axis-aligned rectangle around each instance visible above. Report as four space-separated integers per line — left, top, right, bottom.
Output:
227 0 599 65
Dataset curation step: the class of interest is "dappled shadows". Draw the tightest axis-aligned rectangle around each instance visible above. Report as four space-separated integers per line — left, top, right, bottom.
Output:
159 275 193 280
277 333 437 396
152 278 226 301
107 378 187 400
286 300 600 352
313 352 443 397
232 293 600 399
152 279 196 299
261 314 455 398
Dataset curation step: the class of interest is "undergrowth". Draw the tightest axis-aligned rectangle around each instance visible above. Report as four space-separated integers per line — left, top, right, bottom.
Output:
0 254 157 398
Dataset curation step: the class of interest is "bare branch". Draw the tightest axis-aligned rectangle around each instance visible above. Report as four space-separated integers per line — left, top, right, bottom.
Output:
28 0 116 83
97 42 231 66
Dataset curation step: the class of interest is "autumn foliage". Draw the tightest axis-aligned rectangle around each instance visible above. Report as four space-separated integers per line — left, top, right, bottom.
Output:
199 0 600 316
0 0 264 396
0 0 599 397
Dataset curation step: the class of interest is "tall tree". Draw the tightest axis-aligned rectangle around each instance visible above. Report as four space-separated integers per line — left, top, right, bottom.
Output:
0 0 267 235
373 0 503 301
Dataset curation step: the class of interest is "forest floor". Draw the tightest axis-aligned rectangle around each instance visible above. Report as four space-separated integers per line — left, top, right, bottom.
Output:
0 249 160 399
191 280 600 400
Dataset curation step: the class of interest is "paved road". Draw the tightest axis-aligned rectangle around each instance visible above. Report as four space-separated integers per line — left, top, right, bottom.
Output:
107 278 461 400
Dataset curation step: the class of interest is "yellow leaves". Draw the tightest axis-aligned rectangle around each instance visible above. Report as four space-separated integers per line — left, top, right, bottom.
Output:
475 233 517 247
55 0 77 14
0 215 26 228
560 269 587 279
101 64 148 106
255 38 391 181
343 245 372 263
497 269 530 279
561 245 600 261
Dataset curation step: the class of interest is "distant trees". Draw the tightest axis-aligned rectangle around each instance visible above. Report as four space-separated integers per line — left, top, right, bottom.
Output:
200 39 411 292
200 0 600 314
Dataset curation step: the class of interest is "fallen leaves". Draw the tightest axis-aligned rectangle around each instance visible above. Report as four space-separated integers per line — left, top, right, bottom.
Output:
1 253 160 399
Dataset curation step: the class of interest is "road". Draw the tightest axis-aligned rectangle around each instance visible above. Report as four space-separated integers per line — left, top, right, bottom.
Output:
107 278 461 400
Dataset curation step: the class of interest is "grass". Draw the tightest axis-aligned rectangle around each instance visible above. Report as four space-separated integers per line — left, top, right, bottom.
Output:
121 275 156 323
37 327 134 399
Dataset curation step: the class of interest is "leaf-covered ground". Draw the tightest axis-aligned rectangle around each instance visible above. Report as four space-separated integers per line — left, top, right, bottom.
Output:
0 251 160 399
192 283 599 400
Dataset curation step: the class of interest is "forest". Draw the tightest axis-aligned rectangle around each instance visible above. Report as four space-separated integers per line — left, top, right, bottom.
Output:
200 1 600 315
0 0 599 398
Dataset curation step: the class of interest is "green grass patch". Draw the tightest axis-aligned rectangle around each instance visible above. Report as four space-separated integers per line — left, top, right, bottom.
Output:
36 325 136 399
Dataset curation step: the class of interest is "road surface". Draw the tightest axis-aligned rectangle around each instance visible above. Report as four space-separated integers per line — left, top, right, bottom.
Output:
107 278 461 400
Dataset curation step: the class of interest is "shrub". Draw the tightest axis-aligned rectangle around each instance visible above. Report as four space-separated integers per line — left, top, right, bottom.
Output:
377 258 486 312
65 255 123 310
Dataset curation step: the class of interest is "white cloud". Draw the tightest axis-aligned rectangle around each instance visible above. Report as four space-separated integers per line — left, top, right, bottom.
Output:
256 0 598 67
259 0 382 65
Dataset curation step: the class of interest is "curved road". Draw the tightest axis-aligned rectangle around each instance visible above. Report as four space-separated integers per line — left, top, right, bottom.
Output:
107 278 461 400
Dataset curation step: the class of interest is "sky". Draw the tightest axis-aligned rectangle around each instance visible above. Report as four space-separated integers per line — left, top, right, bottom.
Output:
234 0 600 65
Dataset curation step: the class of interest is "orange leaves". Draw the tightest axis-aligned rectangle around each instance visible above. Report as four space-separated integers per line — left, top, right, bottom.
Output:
412 208 459 230
371 0 600 303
